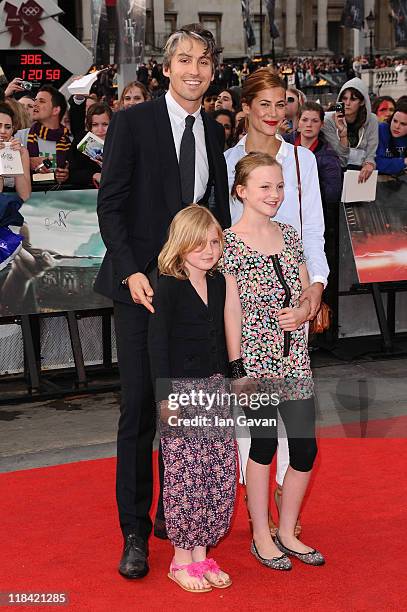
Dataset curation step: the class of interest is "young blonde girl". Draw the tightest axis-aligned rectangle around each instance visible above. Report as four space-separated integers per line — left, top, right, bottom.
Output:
222 152 325 570
148 205 236 593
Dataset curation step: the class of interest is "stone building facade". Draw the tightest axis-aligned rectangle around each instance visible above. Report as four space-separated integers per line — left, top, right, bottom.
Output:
67 0 403 60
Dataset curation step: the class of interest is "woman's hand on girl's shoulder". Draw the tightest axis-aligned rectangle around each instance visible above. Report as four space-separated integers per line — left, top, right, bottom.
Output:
277 301 311 331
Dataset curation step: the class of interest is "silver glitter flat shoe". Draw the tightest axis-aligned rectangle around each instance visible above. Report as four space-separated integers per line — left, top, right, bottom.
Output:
274 532 325 566
250 540 292 570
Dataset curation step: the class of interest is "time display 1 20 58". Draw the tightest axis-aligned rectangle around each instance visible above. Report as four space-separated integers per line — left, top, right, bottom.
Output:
3 50 72 88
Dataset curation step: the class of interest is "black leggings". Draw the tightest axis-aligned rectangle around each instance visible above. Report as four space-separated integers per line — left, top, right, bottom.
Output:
248 397 317 472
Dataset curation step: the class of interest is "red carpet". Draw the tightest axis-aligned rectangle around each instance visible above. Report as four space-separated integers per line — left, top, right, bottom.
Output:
1 437 406 611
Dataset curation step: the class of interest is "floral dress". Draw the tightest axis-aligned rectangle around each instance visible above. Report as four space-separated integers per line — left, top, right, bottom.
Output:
220 223 312 400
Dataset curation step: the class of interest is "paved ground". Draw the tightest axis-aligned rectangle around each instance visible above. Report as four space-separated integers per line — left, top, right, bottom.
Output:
0 354 406 473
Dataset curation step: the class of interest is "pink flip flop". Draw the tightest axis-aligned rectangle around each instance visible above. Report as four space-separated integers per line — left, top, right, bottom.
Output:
167 559 212 593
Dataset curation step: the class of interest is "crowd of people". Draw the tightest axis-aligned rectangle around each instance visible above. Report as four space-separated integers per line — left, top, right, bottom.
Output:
0 23 407 592
1 57 406 202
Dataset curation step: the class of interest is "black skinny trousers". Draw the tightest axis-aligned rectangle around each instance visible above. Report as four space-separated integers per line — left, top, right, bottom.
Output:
248 397 317 472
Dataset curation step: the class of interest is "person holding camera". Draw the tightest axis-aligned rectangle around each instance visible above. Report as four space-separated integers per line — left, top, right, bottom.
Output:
2 77 33 100
15 85 70 184
321 77 378 183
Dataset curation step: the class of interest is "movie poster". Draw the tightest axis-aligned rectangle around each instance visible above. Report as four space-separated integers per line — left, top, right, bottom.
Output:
341 0 365 30
0 190 111 316
344 177 407 283
390 0 407 47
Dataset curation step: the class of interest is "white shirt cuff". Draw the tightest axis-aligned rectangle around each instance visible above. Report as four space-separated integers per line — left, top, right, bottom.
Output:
310 275 328 289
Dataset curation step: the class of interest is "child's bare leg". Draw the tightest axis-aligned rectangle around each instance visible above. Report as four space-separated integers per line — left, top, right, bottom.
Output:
278 466 313 553
246 458 283 558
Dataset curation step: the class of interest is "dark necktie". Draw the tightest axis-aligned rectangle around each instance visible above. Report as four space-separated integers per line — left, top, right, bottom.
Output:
179 115 195 204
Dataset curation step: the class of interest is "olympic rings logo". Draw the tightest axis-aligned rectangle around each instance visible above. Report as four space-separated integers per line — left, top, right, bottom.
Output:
21 6 41 17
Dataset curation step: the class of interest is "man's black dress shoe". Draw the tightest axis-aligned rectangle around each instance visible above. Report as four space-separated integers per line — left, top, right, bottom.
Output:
153 518 168 540
118 534 149 579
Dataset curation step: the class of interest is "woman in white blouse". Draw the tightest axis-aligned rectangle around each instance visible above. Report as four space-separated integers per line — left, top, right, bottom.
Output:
224 67 329 538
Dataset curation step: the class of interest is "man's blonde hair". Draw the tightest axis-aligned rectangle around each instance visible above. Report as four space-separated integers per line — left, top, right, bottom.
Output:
158 205 224 280
162 23 221 74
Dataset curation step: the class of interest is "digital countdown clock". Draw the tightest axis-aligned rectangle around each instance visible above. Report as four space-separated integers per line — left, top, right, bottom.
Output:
3 50 72 90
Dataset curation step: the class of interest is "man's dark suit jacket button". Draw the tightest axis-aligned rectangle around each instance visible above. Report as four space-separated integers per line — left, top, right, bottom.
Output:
118 534 149 579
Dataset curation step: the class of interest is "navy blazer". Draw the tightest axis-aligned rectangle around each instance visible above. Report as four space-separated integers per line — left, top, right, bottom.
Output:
148 272 228 400
95 96 231 303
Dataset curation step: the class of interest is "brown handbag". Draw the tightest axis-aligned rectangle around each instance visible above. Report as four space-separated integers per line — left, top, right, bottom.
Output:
294 146 331 334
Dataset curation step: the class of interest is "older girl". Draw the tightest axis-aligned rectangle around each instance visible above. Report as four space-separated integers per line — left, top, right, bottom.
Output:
222 152 324 569
225 68 328 533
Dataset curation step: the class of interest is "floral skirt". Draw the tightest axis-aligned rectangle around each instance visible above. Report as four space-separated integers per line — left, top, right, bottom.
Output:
161 374 236 549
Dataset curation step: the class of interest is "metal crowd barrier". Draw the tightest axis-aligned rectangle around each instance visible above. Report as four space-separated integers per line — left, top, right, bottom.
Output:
1 178 407 403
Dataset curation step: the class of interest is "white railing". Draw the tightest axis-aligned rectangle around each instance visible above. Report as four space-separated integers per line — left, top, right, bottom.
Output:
361 67 407 98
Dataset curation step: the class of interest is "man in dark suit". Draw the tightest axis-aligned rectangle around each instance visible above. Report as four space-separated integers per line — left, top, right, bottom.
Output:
95 24 231 579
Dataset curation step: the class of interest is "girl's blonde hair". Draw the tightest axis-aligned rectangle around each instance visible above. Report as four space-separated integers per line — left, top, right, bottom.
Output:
231 152 283 202
158 205 224 279
5 98 31 131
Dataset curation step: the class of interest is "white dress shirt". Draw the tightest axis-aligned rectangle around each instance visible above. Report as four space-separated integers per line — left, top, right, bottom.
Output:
224 133 329 286
165 91 209 203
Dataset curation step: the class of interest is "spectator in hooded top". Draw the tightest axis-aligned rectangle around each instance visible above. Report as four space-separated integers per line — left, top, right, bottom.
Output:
321 77 378 183
376 99 407 175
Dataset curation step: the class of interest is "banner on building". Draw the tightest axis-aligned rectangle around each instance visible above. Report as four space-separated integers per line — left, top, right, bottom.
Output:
390 0 407 47
344 177 407 284
241 0 256 48
341 0 365 30
91 0 110 65
265 0 279 39
0 190 110 317
115 0 146 65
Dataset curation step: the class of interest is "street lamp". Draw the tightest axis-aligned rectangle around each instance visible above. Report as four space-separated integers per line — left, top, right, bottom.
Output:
365 10 376 68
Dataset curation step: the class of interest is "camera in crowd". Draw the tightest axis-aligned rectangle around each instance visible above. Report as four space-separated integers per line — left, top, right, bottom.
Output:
19 80 34 91
334 102 345 115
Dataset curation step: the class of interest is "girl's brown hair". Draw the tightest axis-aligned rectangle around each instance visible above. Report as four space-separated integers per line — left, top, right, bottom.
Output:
231 152 283 202
241 67 286 107
339 87 367 129
85 102 113 131
158 205 224 280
